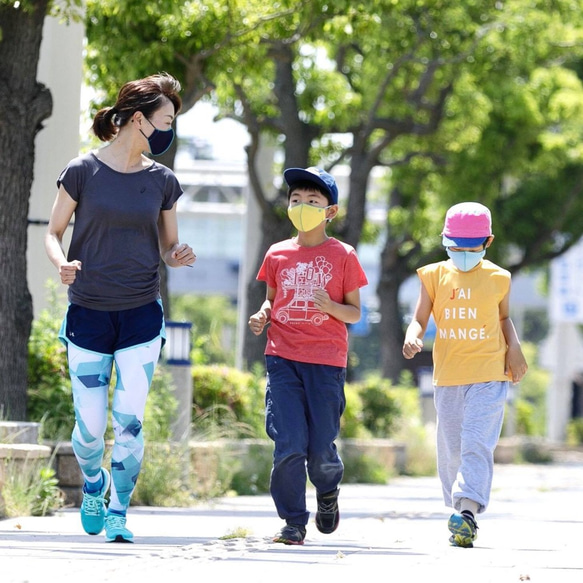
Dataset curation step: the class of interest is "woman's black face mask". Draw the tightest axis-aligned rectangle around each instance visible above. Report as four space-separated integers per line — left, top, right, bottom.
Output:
140 117 175 156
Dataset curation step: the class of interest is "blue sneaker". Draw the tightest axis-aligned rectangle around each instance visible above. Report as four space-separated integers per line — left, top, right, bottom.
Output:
80 468 110 535
105 514 134 543
448 510 479 548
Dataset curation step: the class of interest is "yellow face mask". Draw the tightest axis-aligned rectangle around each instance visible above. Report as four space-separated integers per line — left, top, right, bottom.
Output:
287 203 330 232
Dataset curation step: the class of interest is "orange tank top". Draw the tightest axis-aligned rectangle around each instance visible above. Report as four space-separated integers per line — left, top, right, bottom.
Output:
418 259 511 386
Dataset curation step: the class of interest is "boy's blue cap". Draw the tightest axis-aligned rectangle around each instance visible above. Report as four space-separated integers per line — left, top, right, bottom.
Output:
284 167 338 205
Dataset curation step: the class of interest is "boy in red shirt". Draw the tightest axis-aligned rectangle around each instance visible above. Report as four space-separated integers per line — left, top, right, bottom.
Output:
249 167 368 545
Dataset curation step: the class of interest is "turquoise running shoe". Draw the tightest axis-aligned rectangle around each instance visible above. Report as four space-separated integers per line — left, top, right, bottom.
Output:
448 510 478 548
80 468 110 535
105 514 134 543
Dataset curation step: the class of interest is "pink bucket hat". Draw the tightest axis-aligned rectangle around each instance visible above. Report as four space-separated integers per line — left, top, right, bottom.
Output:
441 202 492 247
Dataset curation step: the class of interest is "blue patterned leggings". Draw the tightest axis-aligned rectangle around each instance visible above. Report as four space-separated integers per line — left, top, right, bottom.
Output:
67 340 161 513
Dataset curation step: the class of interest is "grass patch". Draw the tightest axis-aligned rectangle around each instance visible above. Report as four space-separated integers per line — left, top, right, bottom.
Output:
1 459 64 518
219 526 253 539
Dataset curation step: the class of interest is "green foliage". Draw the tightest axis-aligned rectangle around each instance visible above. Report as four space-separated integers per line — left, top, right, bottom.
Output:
31 467 64 516
170 294 237 366
219 526 254 540
360 382 402 438
27 286 74 442
566 418 583 446
397 423 437 477
513 399 537 436
517 440 553 464
132 443 193 507
191 364 264 437
345 375 403 438
342 453 390 485
84 0 281 110
49 0 85 24
1 0 83 21
379 381 436 477
1 460 64 518
511 342 549 437
142 364 180 442
340 383 368 439
342 374 436 477
229 442 272 495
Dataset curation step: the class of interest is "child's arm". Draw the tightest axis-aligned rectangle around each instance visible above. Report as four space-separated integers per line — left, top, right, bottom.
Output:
403 283 433 359
312 287 362 324
499 293 528 383
248 286 275 336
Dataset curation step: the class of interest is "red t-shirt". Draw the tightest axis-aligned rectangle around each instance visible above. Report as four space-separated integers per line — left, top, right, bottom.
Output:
257 237 368 367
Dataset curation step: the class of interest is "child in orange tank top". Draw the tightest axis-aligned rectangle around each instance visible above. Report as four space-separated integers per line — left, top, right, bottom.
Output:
403 202 528 548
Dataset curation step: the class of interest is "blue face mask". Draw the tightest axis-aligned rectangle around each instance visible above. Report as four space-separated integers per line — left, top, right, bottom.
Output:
140 117 175 156
446 248 486 272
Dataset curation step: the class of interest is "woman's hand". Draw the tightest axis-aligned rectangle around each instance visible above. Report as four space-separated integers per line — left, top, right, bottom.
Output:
59 260 82 285
171 243 197 267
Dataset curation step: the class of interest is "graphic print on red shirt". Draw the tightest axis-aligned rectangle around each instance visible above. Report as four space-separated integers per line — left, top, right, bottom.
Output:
257 238 368 367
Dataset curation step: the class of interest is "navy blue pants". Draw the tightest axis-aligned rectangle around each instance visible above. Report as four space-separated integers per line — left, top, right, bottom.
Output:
265 355 346 526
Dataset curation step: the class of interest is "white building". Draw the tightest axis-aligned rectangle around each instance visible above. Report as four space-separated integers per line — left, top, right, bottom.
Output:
28 16 84 317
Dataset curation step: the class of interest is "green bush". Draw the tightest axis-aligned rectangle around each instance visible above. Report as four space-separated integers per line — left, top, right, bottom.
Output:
344 374 403 438
342 453 390 484
566 418 583 445
229 443 273 495
191 365 264 437
132 442 193 507
397 423 437 476
143 364 179 442
513 399 536 436
341 383 370 438
510 342 549 436
518 440 553 464
1 460 64 518
31 467 65 516
27 289 74 441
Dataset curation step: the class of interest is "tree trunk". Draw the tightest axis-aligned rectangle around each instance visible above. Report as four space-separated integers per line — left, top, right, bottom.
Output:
377 235 411 384
341 147 373 250
241 43 312 370
0 1 51 419
242 206 290 369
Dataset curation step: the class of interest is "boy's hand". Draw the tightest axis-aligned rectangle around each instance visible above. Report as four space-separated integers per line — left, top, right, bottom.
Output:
312 288 333 313
248 311 269 336
402 337 423 359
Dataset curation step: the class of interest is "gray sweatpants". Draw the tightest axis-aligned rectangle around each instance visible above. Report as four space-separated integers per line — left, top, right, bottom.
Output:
434 381 508 514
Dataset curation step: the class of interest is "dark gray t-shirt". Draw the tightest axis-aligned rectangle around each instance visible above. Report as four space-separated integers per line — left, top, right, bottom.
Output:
57 152 183 311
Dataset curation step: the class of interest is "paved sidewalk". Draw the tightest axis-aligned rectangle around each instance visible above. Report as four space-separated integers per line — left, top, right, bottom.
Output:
1 462 582 583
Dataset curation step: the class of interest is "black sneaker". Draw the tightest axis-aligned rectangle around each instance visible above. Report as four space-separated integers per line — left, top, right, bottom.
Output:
273 524 306 545
315 488 340 534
